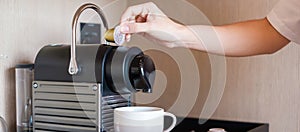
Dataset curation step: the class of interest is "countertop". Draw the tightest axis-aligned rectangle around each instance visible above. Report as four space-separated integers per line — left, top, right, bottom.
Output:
165 117 269 132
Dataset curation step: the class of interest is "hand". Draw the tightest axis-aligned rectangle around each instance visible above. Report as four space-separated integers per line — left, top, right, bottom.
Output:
120 2 190 48
120 3 289 56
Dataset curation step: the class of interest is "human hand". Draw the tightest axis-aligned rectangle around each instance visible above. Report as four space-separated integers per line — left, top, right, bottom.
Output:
120 3 290 56
120 2 190 48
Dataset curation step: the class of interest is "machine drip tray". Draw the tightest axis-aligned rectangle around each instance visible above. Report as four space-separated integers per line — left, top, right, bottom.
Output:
165 117 269 132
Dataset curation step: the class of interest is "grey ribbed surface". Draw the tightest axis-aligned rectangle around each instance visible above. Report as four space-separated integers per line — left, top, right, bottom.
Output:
32 81 130 132
32 81 99 132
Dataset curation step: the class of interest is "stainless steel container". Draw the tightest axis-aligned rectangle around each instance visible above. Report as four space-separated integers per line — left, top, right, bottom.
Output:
0 116 8 132
15 64 34 132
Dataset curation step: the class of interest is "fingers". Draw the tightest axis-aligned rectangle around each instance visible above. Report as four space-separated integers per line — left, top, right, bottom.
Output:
120 2 167 42
121 2 152 23
125 34 131 42
120 22 150 42
135 14 147 23
121 2 164 23
120 22 150 34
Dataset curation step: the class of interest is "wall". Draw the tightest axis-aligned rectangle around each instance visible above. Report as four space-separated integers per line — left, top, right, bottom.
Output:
1 0 299 132
0 0 127 131
188 0 300 132
127 0 215 121
128 0 300 132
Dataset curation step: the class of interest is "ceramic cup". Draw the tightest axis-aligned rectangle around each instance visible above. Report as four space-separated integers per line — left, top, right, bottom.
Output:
208 128 226 132
114 106 176 132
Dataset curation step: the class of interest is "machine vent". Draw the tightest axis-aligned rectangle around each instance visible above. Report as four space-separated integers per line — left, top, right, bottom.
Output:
101 95 130 131
32 81 131 132
32 81 99 132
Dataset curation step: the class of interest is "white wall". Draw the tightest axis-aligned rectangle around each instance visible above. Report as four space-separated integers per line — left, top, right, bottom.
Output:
188 0 300 132
128 0 300 132
1 0 299 131
0 0 127 131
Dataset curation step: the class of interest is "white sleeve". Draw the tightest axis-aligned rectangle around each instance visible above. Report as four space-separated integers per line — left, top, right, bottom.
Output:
267 0 300 44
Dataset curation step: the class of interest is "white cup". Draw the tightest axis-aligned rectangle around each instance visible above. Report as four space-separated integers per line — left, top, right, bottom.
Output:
114 106 177 132
208 128 226 132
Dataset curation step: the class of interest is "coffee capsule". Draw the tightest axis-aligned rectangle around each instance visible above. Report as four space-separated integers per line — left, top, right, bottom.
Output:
104 26 125 45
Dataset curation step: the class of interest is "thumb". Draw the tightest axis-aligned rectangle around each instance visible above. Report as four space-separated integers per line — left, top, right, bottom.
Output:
120 22 150 34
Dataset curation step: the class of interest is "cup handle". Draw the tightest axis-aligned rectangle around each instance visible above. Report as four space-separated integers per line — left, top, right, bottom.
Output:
163 112 176 132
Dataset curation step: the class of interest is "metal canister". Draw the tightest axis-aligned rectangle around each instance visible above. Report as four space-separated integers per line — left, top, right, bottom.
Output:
15 64 34 132
0 116 7 132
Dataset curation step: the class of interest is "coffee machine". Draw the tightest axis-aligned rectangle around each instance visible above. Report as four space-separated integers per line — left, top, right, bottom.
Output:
31 3 155 132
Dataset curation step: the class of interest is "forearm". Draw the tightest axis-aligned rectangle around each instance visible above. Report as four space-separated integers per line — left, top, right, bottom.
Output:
179 18 290 56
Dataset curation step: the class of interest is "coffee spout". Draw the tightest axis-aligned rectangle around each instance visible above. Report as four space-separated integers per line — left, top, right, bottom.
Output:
130 55 155 93
142 88 152 93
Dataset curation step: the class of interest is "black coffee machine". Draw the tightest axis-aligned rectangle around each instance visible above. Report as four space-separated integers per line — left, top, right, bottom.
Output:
31 3 155 132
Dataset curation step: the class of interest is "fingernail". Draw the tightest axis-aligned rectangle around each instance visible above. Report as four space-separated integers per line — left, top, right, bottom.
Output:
120 25 129 32
126 35 131 42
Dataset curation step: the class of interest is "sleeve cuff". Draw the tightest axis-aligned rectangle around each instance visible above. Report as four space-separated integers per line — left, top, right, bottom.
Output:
267 11 300 44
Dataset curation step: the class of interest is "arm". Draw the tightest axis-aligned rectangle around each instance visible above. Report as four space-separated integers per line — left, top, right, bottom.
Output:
182 18 290 56
120 2 290 57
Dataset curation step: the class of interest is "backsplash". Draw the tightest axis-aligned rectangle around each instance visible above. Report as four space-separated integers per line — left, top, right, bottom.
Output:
0 0 126 131
1 0 300 132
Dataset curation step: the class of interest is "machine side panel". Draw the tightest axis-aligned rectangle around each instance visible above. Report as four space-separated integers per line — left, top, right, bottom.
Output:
32 81 100 132
34 44 113 83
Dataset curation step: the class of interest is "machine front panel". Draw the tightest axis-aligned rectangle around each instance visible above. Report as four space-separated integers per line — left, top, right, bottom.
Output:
32 81 131 132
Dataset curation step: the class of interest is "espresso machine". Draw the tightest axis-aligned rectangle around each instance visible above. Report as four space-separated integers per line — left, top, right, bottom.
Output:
31 3 155 132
